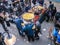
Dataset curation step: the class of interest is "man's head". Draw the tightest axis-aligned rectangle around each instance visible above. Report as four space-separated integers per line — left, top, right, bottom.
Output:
49 1 52 4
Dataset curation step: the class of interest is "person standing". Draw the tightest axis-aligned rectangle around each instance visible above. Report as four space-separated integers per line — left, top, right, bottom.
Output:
35 20 41 39
4 12 10 27
48 1 54 10
3 0 8 6
25 4 31 12
0 3 5 12
49 24 60 45
24 23 35 42
0 11 7 32
20 0 24 8
17 4 23 16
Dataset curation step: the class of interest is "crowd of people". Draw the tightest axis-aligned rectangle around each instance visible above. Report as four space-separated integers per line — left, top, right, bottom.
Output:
0 0 60 45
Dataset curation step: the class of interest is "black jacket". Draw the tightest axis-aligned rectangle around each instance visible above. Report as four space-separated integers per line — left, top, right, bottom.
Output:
49 4 54 10
0 16 4 23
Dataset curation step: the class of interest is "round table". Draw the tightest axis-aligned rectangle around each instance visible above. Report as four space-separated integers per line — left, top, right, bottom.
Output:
22 13 34 20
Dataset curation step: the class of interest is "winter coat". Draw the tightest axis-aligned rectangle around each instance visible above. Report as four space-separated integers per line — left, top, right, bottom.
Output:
14 18 23 30
24 23 34 36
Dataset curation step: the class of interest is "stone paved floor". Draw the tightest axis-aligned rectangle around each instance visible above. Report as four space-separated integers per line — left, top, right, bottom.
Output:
0 0 60 45
0 21 54 45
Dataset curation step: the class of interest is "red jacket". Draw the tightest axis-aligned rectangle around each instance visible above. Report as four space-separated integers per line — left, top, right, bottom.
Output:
34 15 40 24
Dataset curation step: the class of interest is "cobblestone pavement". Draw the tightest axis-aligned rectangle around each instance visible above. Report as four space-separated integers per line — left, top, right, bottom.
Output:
0 21 54 45
0 0 60 45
